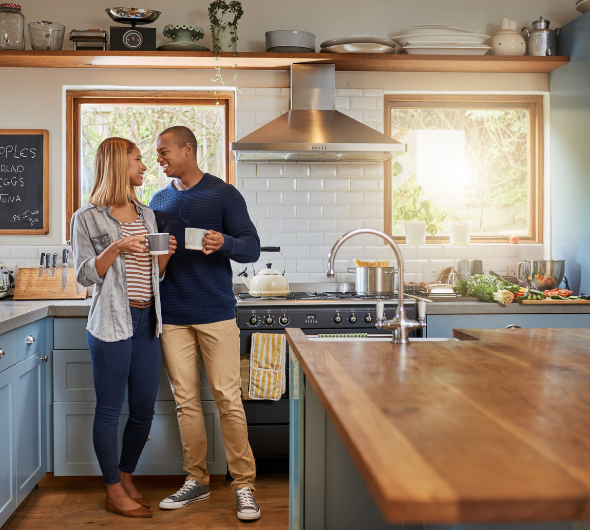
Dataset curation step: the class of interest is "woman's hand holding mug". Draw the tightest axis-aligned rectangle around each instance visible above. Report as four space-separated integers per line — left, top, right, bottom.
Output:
114 235 148 254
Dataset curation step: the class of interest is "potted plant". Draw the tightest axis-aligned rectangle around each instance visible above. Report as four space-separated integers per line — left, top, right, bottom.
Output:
208 0 243 53
447 211 473 245
397 186 447 245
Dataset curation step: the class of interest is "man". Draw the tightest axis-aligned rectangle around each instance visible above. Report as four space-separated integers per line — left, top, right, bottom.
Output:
149 126 261 521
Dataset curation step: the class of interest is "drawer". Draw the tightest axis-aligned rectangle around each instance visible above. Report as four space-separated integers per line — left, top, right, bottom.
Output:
54 318 89 350
53 350 213 402
14 320 46 362
0 330 16 373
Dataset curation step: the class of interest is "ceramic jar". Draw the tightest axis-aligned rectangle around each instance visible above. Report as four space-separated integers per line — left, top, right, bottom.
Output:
491 17 526 56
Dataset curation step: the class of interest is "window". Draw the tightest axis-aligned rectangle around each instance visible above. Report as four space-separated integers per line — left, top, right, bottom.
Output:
66 90 235 237
384 95 543 243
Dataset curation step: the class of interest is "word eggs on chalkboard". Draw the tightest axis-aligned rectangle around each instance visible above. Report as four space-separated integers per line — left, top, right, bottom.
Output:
0 130 49 235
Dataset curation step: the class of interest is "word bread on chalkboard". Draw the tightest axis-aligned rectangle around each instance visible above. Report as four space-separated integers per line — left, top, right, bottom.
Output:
0 130 49 235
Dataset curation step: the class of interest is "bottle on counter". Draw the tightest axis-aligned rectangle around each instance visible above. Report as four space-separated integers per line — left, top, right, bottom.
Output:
0 3 25 50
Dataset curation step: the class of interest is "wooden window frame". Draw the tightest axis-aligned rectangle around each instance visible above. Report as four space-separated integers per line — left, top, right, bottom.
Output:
384 95 544 244
65 89 235 238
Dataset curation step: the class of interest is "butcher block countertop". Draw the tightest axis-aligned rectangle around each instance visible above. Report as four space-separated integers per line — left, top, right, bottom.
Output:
285 327 590 524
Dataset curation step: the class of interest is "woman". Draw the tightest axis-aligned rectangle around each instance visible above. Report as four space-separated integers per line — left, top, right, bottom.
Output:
71 137 177 518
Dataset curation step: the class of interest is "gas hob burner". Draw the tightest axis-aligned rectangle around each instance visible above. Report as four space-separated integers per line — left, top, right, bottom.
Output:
237 291 383 301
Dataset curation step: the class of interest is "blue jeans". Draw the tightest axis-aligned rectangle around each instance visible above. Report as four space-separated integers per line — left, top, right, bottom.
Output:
87 305 161 485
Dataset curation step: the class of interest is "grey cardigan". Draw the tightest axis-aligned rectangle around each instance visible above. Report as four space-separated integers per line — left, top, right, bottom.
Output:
70 201 163 342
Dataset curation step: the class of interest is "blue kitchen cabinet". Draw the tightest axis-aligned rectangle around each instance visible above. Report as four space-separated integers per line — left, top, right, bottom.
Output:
426 313 590 338
53 318 227 476
0 365 16 528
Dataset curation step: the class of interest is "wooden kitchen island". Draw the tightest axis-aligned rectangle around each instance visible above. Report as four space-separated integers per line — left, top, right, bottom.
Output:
286 328 590 530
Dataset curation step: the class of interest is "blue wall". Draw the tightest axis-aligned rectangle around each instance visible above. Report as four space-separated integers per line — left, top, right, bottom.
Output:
550 13 590 294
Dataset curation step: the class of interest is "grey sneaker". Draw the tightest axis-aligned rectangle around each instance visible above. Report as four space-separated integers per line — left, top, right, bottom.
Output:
236 487 260 520
159 479 210 510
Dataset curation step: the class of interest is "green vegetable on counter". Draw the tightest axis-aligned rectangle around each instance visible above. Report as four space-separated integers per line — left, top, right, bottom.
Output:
454 274 521 304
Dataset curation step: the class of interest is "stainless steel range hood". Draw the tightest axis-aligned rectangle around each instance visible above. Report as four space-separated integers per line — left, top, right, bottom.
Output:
230 64 405 162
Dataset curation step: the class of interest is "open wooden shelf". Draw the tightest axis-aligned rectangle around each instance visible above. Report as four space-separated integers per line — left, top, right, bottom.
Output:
0 50 570 73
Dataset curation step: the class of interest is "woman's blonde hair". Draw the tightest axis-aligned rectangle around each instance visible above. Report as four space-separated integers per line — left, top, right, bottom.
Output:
89 137 140 207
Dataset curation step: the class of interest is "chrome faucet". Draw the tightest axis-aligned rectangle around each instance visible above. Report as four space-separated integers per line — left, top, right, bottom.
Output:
326 228 426 344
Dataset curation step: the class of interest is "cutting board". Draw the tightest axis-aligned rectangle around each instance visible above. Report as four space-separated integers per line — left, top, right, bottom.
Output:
519 299 590 304
13 267 87 300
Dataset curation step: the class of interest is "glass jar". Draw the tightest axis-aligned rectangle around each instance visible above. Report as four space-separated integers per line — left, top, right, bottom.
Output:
0 3 25 50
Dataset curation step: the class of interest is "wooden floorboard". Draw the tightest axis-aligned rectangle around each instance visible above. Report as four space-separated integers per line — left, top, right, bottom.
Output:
5 464 289 529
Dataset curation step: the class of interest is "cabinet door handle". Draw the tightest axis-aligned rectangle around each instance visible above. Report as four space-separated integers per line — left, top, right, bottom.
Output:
505 324 522 329
0 349 4 358
26 335 36 345
41 355 48 363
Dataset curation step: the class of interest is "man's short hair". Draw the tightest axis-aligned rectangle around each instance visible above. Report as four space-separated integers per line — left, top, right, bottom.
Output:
160 126 199 159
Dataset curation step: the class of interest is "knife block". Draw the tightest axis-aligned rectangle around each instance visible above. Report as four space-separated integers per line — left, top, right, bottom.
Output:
13 268 88 300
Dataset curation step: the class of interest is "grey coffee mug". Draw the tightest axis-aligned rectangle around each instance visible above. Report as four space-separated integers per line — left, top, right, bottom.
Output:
146 233 169 255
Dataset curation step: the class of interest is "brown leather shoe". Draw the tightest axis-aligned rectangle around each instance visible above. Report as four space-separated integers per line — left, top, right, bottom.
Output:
132 495 151 509
105 496 152 518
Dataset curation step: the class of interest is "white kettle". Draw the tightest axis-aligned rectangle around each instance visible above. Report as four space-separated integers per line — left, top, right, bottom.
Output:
238 262 290 297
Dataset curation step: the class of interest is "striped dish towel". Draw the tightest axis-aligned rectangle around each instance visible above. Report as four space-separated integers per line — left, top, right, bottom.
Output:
249 332 286 401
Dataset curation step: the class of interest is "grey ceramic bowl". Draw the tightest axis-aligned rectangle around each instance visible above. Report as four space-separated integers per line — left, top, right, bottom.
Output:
265 30 315 51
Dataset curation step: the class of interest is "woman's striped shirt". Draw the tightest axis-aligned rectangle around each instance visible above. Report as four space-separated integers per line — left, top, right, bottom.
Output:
120 217 153 302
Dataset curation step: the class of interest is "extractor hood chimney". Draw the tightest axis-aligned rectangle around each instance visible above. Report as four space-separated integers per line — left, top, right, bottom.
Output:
230 64 406 163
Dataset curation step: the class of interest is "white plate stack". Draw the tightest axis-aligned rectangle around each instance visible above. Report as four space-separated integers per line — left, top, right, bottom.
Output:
577 0 590 14
392 25 492 55
319 35 398 54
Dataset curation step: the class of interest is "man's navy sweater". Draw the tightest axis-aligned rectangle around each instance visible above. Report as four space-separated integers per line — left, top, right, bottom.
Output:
149 174 260 325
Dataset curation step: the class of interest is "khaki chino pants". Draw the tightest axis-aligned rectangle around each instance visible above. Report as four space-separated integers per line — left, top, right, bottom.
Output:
160 319 256 490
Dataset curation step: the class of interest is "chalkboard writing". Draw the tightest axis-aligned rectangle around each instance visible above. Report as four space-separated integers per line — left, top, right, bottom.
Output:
0 130 49 234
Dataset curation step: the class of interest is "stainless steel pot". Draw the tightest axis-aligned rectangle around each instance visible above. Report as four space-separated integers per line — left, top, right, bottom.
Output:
348 266 397 296
517 259 566 290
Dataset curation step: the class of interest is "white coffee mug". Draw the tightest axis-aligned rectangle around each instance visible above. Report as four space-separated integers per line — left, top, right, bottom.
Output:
185 227 207 250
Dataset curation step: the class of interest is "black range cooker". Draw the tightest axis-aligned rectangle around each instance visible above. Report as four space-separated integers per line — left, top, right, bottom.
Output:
236 288 416 457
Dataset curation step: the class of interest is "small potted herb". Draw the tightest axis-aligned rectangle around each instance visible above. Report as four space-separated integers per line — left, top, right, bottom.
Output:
447 211 473 245
396 186 447 244
208 0 243 53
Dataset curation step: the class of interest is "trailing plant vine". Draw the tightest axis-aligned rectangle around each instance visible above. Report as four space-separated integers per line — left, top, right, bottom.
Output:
208 0 243 54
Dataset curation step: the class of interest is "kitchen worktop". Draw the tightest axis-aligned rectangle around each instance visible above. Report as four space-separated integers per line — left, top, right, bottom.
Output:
286 326 590 524
2 297 590 334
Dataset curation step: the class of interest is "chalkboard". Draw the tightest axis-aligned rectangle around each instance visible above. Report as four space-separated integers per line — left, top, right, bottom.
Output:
0 130 49 235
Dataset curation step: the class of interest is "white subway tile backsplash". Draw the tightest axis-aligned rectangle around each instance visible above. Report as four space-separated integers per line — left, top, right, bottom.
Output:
284 192 311 205
238 88 257 96
336 273 355 283
257 192 283 204
242 178 269 191
442 246 470 259
310 192 337 205
324 205 350 219
311 246 333 259
256 88 282 96
363 192 383 205
337 165 364 178
324 232 345 246
283 246 310 259
285 219 311 232
367 123 385 133
338 109 364 121
297 179 323 192
257 219 284 233
285 165 310 178
311 165 337 178
362 89 384 97
297 205 323 218
338 219 363 232
332 246 364 259
257 164 283 178
296 260 324 272
282 88 290 97
323 179 350 192
468 244 498 259
312 219 338 232
325 259 352 273
270 205 297 218
270 178 296 192
400 245 417 259
336 192 363 205
11 246 38 259
363 165 384 178
268 97 290 110
288 273 311 282
336 88 362 96
376 98 384 111
257 233 271 246
416 246 443 259
256 110 284 123
351 179 378 192
351 97 377 110
363 246 393 260
247 205 270 218
310 273 336 283
237 110 256 123
352 234 381 246
242 123 262 136
495 244 521 258
0 247 11 259
297 233 324 246
242 96 269 109
483 259 507 274
351 205 377 218
520 244 544 260
363 111 384 123
363 219 384 231
335 96 350 109
271 232 296 246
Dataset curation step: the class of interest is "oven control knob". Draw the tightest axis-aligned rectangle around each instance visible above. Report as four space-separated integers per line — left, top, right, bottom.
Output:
250 316 258 325
349 314 357 323
334 313 342 324
265 316 273 325
365 313 372 323
280 316 289 325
